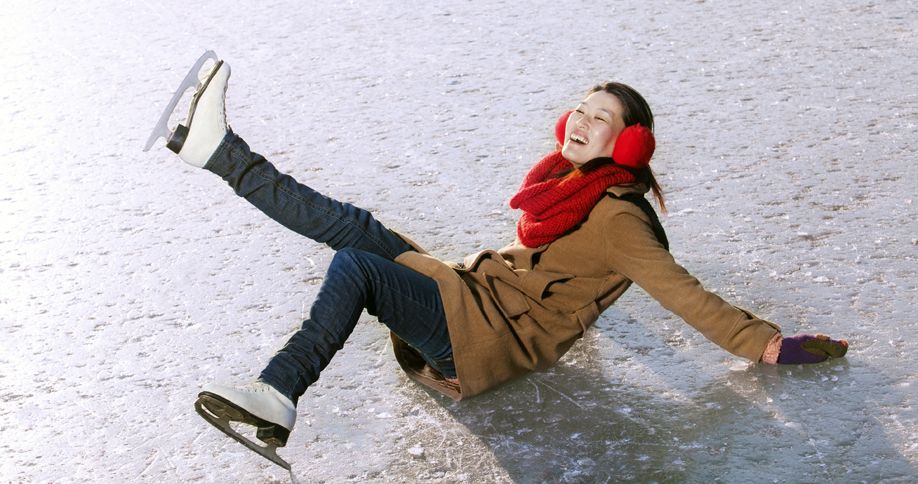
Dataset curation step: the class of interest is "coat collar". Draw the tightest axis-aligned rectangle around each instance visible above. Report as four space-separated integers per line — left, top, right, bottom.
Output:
606 182 649 197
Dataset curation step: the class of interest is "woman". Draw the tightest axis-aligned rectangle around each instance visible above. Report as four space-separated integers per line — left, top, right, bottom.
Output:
148 53 848 468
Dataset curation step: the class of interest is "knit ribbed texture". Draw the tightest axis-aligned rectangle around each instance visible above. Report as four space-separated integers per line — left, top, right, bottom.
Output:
510 151 636 247
761 333 783 364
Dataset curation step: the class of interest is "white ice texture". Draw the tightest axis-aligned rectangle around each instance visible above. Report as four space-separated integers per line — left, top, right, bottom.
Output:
0 0 915 482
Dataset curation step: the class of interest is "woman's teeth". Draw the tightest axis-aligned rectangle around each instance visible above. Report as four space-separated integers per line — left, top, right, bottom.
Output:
570 134 588 145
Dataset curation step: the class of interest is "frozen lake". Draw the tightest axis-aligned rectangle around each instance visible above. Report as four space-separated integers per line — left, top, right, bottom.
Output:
1 0 915 481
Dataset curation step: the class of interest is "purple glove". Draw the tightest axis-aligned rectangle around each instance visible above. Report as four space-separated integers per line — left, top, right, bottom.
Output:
777 334 849 364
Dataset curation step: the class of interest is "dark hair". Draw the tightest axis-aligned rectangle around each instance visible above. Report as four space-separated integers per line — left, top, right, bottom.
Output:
581 82 666 213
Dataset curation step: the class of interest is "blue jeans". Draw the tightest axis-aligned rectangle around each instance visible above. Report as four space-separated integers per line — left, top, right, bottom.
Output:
204 132 456 404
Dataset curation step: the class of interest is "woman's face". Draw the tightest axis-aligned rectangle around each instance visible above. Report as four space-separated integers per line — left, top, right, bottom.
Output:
561 91 627 167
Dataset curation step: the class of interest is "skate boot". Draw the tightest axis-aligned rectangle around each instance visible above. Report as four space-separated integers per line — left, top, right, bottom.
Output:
143 50 231 168
195 381 296 470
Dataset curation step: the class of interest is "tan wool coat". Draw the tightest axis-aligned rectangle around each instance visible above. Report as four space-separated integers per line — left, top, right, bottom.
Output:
391 183 781 400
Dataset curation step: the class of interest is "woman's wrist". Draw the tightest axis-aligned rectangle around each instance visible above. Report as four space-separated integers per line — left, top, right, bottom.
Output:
761 333 783 364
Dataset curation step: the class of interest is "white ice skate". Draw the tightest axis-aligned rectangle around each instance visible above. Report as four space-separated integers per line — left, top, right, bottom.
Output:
195 381 296 470
142 50 230 168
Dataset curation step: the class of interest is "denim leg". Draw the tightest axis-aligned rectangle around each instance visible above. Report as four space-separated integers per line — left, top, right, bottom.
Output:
258 248 454 404
203 131 413 260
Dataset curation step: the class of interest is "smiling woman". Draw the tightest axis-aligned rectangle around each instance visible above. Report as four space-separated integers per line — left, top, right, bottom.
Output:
561 82 665 212
563 92 628 166
145 52 849 471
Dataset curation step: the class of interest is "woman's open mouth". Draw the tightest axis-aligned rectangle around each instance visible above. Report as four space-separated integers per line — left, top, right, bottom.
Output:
569 133 589 145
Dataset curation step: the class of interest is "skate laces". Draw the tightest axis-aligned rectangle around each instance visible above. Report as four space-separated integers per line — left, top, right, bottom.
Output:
248 381 294 407
240 381 275 393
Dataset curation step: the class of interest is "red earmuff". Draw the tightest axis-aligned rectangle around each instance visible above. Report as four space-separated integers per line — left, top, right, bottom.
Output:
555 110 573 145
611 124 655 169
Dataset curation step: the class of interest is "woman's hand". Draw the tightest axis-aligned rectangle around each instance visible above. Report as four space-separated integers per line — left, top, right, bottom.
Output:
775 334 849 364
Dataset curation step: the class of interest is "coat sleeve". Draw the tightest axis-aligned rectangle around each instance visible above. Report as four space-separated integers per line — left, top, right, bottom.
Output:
603 208 781 362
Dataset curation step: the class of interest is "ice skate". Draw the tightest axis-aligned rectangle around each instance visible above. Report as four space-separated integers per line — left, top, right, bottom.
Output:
143 50 231 168
195 381 296 470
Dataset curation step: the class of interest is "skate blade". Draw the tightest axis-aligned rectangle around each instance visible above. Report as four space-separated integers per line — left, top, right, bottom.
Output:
142 50 219 152
194 393 292 471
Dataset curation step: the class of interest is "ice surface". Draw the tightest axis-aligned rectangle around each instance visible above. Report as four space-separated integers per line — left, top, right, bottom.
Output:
0 0 915 481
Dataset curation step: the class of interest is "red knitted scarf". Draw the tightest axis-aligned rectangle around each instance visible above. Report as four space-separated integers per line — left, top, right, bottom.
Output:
509 151 636 247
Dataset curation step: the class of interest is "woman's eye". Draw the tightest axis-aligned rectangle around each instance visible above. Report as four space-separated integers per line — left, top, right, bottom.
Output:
595 116 608 123
574 109 585 114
